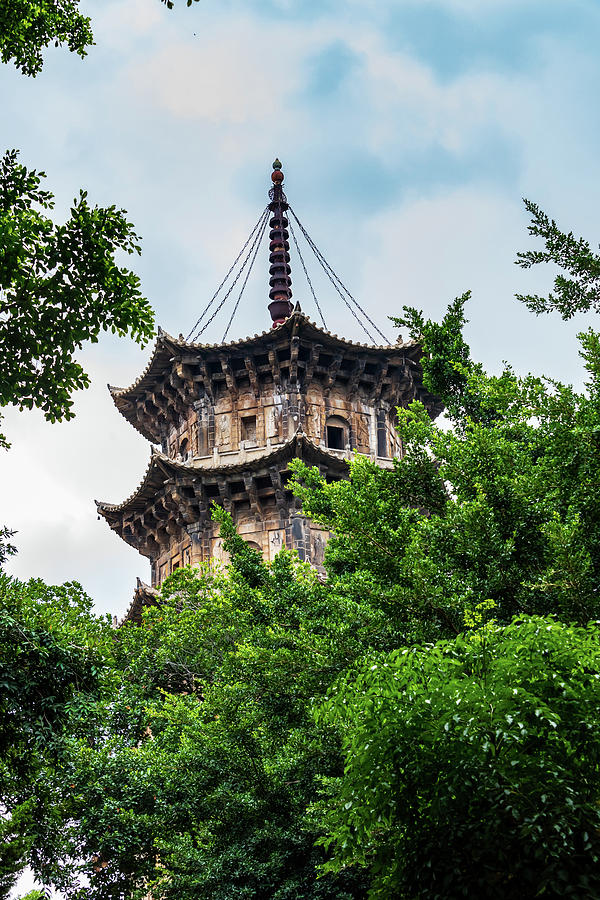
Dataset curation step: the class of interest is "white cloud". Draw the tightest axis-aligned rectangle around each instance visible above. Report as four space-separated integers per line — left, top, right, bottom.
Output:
128 18 305 124
88 0 166 49
359 185 595 386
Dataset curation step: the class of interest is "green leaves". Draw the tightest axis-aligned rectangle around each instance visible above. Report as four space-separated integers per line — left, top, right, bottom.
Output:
318 617 600 900
25 532 377 899
0 574 113 897
161 0 201 8
516 199 600 318
0 0 94 76
0 149 155 442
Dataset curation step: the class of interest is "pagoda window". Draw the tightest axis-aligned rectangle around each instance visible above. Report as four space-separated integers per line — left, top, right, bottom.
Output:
326 415 348 451
245 540 262 553
241 415 257 445
377 410 388 458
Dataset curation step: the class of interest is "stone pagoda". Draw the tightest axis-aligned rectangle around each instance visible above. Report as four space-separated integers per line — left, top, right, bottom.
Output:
97 162 441 620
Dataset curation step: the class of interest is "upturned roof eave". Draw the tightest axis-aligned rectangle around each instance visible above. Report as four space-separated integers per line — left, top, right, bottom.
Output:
108 310 417 405
95 432 350 518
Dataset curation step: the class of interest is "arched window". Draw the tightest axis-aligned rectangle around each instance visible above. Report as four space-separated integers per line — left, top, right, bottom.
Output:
179 437 189 460
244 539 263 555
326 415 349 450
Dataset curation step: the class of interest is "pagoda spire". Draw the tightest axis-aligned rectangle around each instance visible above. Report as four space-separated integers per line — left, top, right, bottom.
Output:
268 159 293 327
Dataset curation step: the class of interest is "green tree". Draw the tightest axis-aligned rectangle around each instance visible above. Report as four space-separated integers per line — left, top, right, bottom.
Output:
317 614 600 900
287 206 600 899
0 573 113 897
290 295 600 639
0 149 154 447
0 0 200 77
516 199 600 318
0 0 93 76
29 511 400 899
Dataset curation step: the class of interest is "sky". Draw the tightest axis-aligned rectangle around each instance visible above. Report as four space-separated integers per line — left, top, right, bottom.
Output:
3 1 600 895
2 0 600 618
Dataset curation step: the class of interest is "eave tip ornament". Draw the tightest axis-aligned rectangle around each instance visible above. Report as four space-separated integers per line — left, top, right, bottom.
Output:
268 159 293 328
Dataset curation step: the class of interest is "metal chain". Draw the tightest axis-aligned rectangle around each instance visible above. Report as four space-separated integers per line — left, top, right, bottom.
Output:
193 207 270 341
288 218 327 330
289 207 376 342
289 206 391 344
186 207 269 342
222 209 270 342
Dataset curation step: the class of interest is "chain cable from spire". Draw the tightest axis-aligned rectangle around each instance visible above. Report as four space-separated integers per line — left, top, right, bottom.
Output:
222 208 270 342
192 207 271 341
186 206 269 342
289 207 376 342
289 206 391 344
288 217 327 330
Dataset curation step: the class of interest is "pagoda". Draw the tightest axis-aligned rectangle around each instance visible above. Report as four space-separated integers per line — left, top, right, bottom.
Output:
97 162 441 620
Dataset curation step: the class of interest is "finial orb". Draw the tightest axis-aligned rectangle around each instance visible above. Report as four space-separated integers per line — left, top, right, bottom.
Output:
272 158 282 170
271 169 284 184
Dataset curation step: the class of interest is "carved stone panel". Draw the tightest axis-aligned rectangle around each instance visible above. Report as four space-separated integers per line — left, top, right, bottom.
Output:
265 404 281 441
268 528 285 560
211 536 230 566
217 413 232 449
310 526 328 569
353 413 371 453
307 404 321 442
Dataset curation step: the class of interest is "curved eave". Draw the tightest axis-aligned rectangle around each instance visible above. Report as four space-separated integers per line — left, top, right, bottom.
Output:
118 579 159 627
110 310 418 402
96 433 349 519
172 308 415 356
108 330 175 443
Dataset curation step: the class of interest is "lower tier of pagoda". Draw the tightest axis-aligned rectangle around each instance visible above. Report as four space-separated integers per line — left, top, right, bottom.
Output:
97 433 389 592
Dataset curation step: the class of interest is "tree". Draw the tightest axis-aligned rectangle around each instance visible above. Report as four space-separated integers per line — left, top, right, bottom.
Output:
0 0 93 76
0 573 113 898
26 511 400 899
0 0 202 78
516 199 600 318
289 294 600 640
0 149 154 447
317 613 600 900
286 206 600 898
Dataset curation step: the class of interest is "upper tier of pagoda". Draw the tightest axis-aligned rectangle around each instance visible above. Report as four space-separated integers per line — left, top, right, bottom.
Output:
108 307 440 451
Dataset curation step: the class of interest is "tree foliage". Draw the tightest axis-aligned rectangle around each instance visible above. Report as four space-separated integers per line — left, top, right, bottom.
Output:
318 613 600 900
0 0 201 78
0 0 93 76
27 511 387 898
0 574 112 898
0 149 155 445
290 318 600 640
516 198 600 318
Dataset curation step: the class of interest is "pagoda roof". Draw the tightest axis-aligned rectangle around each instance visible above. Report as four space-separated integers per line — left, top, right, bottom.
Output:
96 431 353 519
111 309 413 403
108 309 429 444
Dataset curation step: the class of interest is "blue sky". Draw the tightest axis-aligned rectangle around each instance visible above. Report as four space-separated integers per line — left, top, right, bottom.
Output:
2 0 600 637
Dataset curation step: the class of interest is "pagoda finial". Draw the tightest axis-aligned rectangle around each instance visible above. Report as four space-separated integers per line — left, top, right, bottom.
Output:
268 159 293 327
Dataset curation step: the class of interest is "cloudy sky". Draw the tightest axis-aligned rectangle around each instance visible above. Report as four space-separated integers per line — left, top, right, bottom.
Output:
2 0 600 634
